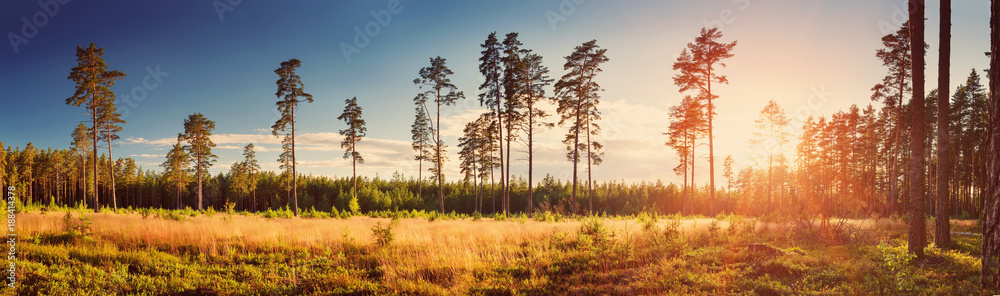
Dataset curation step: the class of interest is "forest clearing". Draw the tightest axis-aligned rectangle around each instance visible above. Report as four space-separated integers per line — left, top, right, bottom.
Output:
2 0 999 294
5 206 983 295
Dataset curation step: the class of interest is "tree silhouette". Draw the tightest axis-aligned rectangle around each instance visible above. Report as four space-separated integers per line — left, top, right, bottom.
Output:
871 22 913 216
666 95 706 215
555 39 608 214
338 97 367 204
723 155 735 192
907 0 927 258
178 113 217 211
673 28 736 215
414 56 465 213
749 100 790 213
272 58 313 217
66 42 126 212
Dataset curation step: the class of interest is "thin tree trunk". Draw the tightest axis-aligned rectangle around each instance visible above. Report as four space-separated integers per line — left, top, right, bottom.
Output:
707 66 716 215
91 89 99 213
528 98 534 216
586 110 593 214
108 131 117 210
506 111 512 214
291 106 298 216
437 89 444 213
496 80 505 215
572 98 581 215
935 0 952 249
197 155 203 211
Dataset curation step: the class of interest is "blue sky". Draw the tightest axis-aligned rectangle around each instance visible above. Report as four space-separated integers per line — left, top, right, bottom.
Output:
0 0 992 185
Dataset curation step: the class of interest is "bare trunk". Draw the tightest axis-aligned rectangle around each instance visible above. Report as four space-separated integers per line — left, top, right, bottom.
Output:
197 155 203 211
291 106 298 216
496 80 506 215
437 89 444 213
707 66 716 215
528 99 534 215
935 0 952 249
981 0 1000 289
907 0 926 258
108 130 117 210
91 89 99 213
586 111 593 214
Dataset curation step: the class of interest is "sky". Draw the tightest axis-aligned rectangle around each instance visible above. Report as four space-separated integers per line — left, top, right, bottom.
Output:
0 0 992 186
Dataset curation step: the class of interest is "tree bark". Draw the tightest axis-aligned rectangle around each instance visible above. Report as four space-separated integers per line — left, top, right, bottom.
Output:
907 0 926 258
981 0 1000 290
935 0 951 249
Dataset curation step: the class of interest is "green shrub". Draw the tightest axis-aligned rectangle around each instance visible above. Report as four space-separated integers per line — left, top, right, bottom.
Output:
371 218 398 248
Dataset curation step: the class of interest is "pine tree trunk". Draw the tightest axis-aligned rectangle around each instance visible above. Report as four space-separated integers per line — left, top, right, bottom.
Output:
907 0 926 258
528 101 534 215
935 0 952 249
437 90 444 213
91 89 99 213
108 131 117 210
291 106 298 216
707 66 716 215
982 0 1000 289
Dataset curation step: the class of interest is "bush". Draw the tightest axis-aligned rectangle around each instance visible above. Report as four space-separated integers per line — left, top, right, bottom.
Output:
371 218 399 248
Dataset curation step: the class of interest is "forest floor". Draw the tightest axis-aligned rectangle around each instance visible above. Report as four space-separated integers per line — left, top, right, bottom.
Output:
3 208 985 295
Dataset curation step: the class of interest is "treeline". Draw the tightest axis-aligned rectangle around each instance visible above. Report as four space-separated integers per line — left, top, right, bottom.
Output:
0 142 747 215
731 64 989 219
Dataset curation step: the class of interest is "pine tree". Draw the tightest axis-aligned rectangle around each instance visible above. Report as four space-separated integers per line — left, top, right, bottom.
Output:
272 58 313 216
673 28 737 215
71 123 91 207
338 97 367 204
666 95 706 215
478 32 506 216
555 40 609 215
161 141 190 210
178 113 217 211
66 42 126 212
414 56 465 213
411 99 433 203
749 100 790 213
516 51 553 215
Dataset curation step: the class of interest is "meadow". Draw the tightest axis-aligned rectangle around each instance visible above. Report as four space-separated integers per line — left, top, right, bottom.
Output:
4 206 984 295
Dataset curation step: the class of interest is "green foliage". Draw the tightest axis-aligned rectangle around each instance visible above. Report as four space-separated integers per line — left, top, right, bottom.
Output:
370 218 399 248
875 242 916 293
348 195 361 215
